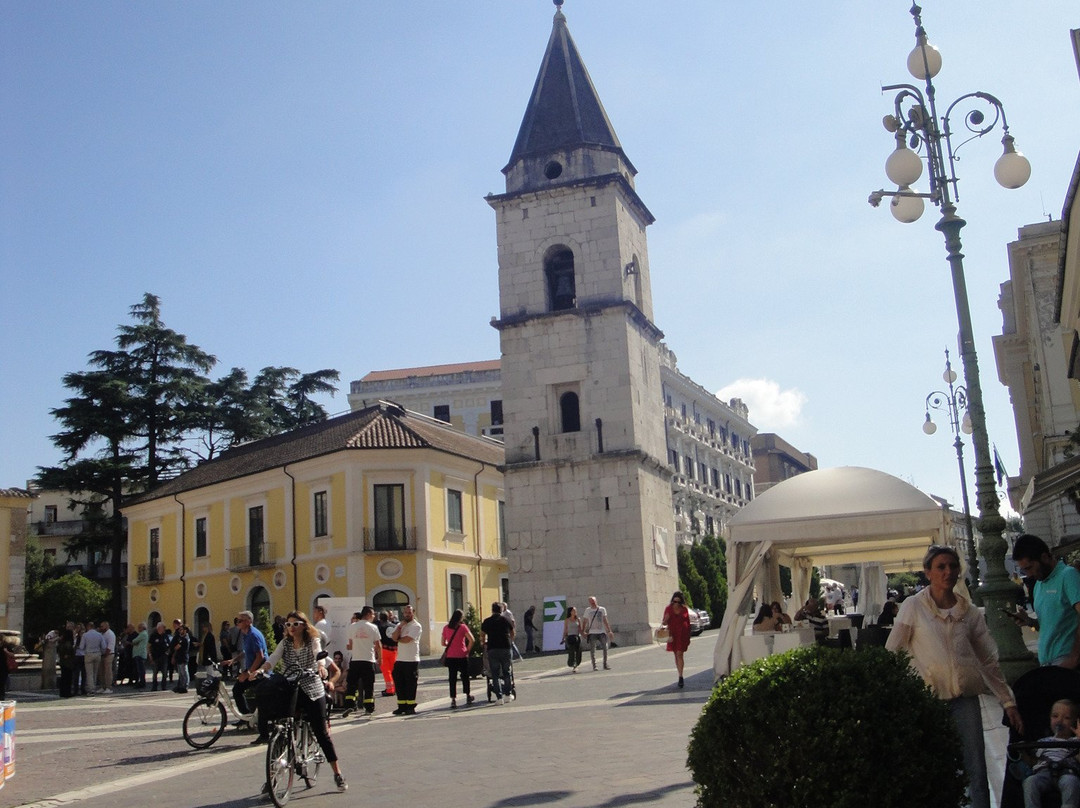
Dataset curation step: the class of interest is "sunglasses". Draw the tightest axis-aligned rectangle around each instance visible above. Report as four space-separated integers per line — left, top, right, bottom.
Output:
673 599 684 604
285 621 306 629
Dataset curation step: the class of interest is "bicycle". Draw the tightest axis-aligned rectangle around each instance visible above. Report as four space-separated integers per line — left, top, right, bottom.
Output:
264 667 328 807
182 662 258 749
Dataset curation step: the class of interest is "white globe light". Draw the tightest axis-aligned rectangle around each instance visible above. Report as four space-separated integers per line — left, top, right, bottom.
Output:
890 187 925 223
923 415 937 435
961 412 973 435
995 140 1032 189
907 40 942 80
943 367 957 384
885 144 923 186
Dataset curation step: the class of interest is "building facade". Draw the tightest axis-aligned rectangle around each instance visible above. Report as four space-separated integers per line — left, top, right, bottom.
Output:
0 488 31 638
351 351 759 549
125 403 506 654
750 433 819 496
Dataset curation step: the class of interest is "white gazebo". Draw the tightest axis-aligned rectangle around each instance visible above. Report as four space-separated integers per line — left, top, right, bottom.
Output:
713 466 956 677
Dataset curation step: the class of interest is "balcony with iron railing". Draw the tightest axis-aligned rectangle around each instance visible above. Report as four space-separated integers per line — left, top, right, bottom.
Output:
136 561 164 583
227 542 279 571
363 527 417 552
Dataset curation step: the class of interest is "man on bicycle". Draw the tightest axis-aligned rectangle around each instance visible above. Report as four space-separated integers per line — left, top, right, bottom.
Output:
229 610 268 733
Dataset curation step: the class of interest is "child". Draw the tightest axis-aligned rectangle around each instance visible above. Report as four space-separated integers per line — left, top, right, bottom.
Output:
1024 699 1080 808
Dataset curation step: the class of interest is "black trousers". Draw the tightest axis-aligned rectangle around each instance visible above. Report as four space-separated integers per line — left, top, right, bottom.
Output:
393 661 419 711
345 660 376 712
447 657 470 699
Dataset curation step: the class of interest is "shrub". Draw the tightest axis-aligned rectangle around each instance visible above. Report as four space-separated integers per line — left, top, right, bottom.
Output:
687 646 966 808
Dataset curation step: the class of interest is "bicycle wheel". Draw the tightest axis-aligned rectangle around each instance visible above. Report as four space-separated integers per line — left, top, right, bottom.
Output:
182 699 227 749
265 725 294 808
297 721 322 789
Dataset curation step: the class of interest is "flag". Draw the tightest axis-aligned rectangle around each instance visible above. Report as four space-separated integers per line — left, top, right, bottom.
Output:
993 445 1007 486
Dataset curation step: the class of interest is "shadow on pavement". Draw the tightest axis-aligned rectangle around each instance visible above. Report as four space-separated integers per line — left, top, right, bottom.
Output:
487 790 575 807
595 782 695 806
94 743 243 768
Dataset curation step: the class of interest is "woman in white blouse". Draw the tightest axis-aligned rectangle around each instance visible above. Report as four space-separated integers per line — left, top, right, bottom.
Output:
886 545 1023 808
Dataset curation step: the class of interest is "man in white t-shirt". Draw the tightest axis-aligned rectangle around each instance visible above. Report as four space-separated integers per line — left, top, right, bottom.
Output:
343 606 381 717
313 605 332 654
582 596 613 671
391 604 422 715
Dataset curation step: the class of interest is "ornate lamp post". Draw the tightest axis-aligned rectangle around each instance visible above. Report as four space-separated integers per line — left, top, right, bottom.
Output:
922 348 977 587
868 4 1035 677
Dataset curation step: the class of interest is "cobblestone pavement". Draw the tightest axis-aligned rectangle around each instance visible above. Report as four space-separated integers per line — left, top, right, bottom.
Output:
4 634 716 808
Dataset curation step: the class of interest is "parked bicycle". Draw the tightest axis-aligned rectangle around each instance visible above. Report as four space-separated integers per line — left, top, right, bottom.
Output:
182 662 257 749
264 666 328 807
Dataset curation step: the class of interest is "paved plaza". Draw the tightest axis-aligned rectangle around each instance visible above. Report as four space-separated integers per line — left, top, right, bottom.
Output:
5 637 715 808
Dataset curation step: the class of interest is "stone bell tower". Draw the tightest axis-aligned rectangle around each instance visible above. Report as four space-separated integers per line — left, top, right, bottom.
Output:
487 2 676 644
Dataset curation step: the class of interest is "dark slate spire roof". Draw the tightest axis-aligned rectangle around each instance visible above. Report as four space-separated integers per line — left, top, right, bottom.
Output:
124 402 504 506
506 7 625 169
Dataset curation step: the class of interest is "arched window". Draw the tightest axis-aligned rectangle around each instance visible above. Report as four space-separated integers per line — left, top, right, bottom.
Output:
248 585 271 622
372 589 411 621
545 247 576 311
148 610 162 629
193 606 210 638
560 391 581 433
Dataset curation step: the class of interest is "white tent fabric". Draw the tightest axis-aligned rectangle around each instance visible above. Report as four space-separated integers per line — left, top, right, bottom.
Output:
714 466 953 678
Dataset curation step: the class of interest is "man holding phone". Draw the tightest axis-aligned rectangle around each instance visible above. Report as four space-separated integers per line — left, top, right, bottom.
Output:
1009 533 1080 668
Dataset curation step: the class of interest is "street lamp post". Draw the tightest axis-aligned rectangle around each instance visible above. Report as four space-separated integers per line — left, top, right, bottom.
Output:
868 3 1035 677
922 348 977 589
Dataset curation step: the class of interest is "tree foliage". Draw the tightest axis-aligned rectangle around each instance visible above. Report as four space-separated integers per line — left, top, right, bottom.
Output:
24 573 110 641
37 292 339 624
689 646 965 808
676 535 728 619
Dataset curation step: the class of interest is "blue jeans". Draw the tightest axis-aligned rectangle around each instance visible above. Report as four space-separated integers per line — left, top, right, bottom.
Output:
487 648 512 698
949 696 990 808
1024 768 1080 808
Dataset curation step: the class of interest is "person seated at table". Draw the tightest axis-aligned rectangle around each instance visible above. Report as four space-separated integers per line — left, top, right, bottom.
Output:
877 600 899 627
752 604 781 633
794 598 829 638
771 602 793 626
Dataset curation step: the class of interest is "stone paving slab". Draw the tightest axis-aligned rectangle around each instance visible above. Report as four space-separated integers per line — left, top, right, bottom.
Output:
3 635 716 808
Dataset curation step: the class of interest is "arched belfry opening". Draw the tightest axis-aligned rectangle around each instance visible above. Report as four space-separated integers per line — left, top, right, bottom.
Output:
545 246 576 311
559 390 581 433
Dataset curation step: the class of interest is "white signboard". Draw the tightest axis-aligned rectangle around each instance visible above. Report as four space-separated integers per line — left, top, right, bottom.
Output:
542 594 567 652
316 597 367 664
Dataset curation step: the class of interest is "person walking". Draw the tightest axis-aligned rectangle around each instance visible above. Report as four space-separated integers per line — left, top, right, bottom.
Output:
886 545 1023 808
376 611 397 697
661 591 692 688
561 606 582 672
582 596 613 671
441 608 475 708
523 605 538 654
481 602 515 704
343 606 381 717
390 604 422 715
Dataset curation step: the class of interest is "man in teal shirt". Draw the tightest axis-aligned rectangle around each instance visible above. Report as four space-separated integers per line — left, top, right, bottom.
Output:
1011 533 1080 667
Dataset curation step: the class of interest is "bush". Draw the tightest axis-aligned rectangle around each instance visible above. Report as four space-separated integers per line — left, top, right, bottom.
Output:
24 572 109 641
688 646 966 808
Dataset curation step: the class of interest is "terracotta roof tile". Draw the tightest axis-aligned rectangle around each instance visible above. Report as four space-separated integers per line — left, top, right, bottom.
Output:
125 404 503 507
360 359 500 382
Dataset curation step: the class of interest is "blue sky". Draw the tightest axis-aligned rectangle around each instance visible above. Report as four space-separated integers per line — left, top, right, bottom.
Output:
2 1 1078 519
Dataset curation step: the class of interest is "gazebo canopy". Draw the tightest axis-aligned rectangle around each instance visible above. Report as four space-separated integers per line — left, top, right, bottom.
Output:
728 466 947 571
714 466 953 678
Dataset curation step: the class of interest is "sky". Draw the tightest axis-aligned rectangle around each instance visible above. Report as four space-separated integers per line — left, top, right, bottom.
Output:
2 1 1078 521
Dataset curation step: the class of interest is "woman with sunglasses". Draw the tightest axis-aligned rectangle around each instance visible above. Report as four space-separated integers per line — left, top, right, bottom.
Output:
661 591 692 688
258 610 347 793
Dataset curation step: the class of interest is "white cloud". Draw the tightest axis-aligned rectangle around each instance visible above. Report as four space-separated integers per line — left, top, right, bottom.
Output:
715 378 806 430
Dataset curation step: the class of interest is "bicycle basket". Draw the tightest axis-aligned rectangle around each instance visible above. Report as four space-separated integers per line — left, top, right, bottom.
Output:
196 675 219 698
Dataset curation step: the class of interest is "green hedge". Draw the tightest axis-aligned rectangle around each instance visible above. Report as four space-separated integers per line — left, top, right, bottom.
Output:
688 646 966 808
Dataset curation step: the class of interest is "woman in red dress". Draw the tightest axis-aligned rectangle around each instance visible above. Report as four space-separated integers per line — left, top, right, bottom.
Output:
661 591 692 688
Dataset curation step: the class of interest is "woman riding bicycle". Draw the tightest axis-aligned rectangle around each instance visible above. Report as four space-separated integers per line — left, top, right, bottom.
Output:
257 610 347 792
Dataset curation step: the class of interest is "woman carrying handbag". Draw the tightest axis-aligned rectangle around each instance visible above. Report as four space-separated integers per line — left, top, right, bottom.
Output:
441 609 475 708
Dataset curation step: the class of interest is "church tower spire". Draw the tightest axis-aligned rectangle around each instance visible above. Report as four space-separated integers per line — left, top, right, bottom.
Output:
488 4 676 646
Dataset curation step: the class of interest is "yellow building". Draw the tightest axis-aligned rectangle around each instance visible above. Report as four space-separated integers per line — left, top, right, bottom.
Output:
125 403 506 654
0 487 32 638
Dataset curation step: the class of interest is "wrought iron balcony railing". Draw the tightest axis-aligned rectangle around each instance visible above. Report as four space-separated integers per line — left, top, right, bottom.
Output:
362 527 417 552
227 542 278 571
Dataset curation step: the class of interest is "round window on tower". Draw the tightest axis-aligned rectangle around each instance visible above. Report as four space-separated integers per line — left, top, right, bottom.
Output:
544 160 563 180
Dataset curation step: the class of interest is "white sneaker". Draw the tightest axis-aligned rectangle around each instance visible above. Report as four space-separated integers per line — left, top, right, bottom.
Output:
496 696 504 705
101 689 113 694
